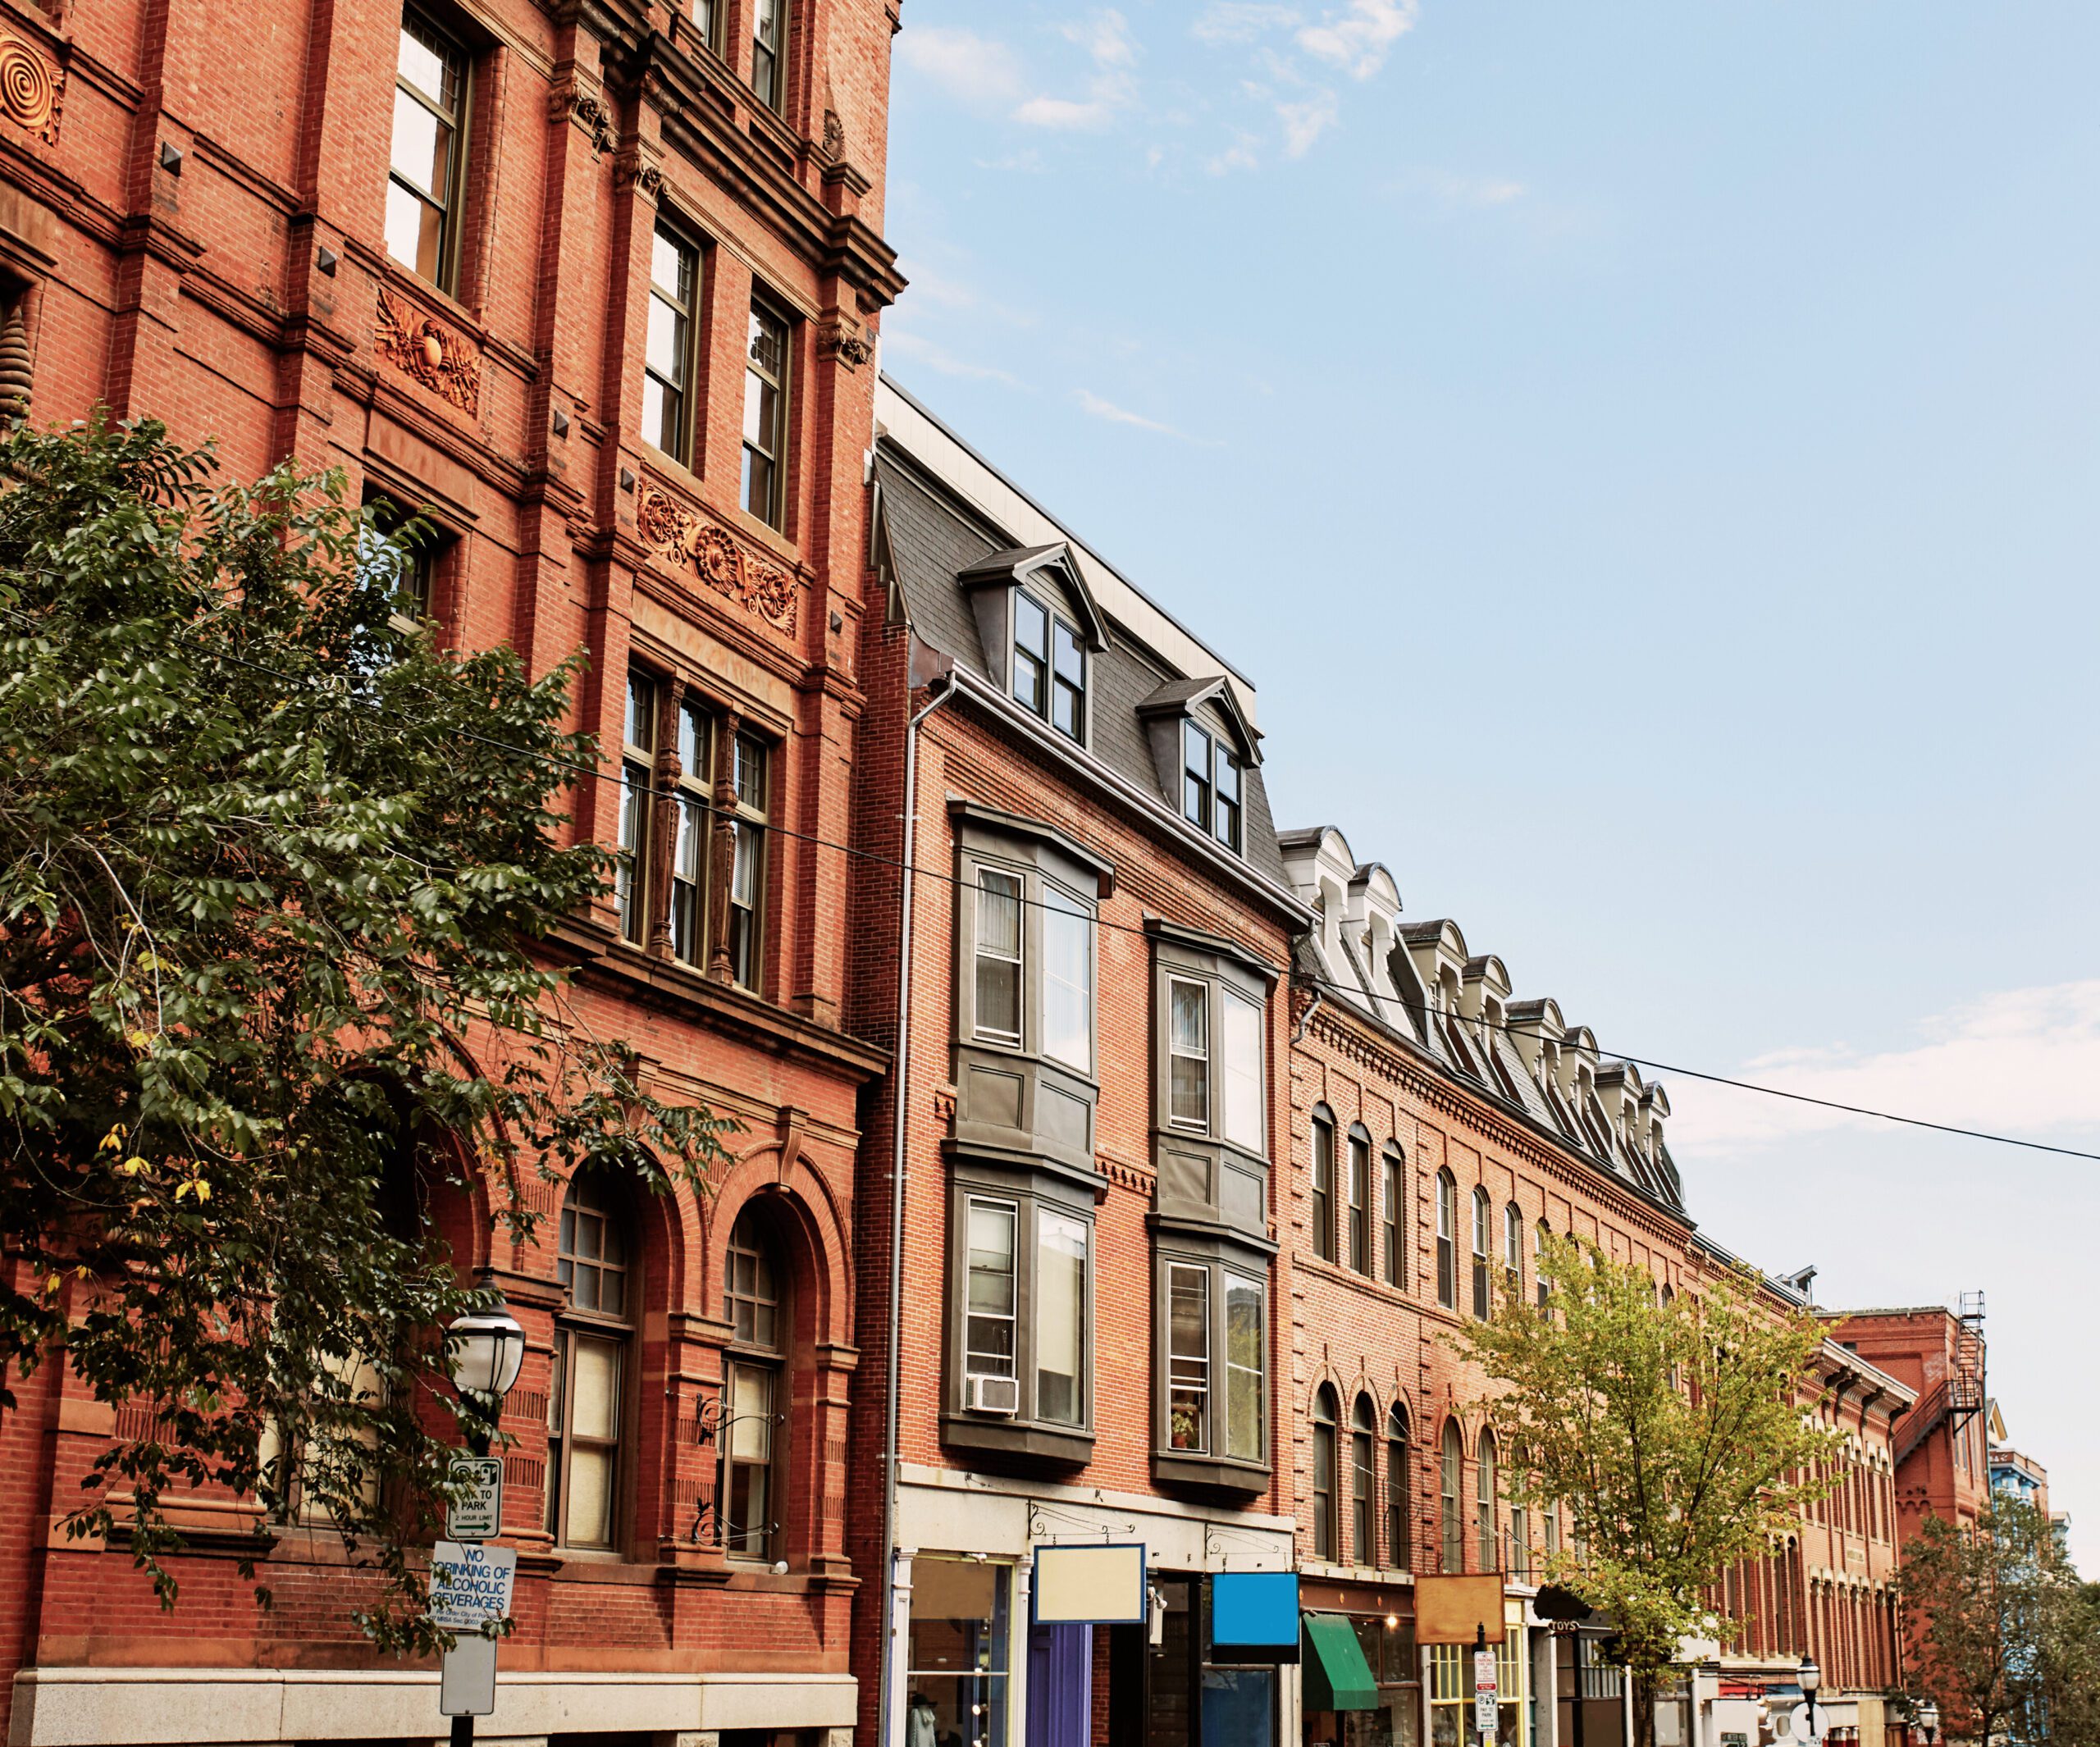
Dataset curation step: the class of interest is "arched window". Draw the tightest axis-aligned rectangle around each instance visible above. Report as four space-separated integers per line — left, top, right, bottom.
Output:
721 1206 787 1562
1435 1171 1458 1309
1440 1420 1465 1571
1503 1202 1522 1293
1470 1188 1491 1319
1351 1393 1376 1566
1534 1220 1551 1312
1312 1384 1340 1562
1509 1439 1532 1581
1386 1403 1412 1570
1346 1125 1372 1275
550 1169 633 1551
1381 1147 1404 1288
1310 1107 1335 1262
1477 1427 1500 1571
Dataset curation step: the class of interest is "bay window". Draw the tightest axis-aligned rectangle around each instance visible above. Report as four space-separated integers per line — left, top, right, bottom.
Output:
1158 1252 1266 1478
947 1179 1096 1460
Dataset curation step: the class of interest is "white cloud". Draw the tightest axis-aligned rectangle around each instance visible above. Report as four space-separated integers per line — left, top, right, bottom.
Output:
1207 131 1262 175
1192 2 1301 45
1062 9 1139 68
1401 168 1527 207
882 329 1025 387
1664 980 2100 1156
1296 0 1418 79
1075 388 1180 435
1276 89 1340 157
1014 93 1118 130
897 26 1023 107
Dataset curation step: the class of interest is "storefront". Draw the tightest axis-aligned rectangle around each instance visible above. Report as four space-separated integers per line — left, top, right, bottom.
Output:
1430 1614 1533 1747
893 1466 1297 1747
1299 1580 1421 1747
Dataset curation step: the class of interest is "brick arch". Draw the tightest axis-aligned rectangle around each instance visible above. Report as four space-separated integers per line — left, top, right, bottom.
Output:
701 1141 851 1346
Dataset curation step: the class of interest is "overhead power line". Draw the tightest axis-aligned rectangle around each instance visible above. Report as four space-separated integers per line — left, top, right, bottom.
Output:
14 604 2097 1165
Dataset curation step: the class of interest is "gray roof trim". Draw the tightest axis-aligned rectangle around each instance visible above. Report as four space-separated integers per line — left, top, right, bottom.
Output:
1136 674 1262 764
959 542 1112 650
1145 916 1282 986
947 796 1119 897
940 665 1314 930
879 372 1257 693
1305 969 1696 1230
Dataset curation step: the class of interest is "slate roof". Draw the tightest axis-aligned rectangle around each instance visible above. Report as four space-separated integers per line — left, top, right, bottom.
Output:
873 442 1290 888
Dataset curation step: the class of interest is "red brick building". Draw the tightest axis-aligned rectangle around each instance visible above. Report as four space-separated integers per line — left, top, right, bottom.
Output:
847 378 1312 1747
1827 1303 1990 1551
1276 824 1698 1747
0 0 902 1741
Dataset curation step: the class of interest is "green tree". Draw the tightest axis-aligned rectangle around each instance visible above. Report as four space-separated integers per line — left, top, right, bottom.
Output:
1903 1494 2100 1747
0 417 730 1649
1458 1235 1839 1747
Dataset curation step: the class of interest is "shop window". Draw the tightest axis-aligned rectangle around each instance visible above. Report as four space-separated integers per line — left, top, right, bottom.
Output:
1381 1147 1404 1288
1312 1384 1339 1562
1435 1170 1457 1310
1440 1421 1463 1572
1351 1393 1376 1567
548 1169 632 1550
720 1207 786 1563
1387 1403 1411 1571
387 9 469 291
907 1558 1010 1747
1431 1630 1528 1747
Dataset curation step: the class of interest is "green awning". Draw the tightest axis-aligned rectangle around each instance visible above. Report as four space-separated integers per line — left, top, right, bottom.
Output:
1303 1612 1379 1712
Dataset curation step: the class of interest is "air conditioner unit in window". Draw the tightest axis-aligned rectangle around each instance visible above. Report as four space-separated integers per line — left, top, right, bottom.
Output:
966 1373 1020 1417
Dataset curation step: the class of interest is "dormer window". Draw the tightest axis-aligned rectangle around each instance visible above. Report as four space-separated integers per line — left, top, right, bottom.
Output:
1181 721 1243 852
1012 591 1086 742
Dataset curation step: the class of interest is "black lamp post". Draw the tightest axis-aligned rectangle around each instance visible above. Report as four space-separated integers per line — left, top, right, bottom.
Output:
1800 1653 1822 1741
442 1302 525 1747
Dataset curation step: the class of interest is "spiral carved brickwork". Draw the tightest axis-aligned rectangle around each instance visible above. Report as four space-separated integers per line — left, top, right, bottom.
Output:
0 33 60 144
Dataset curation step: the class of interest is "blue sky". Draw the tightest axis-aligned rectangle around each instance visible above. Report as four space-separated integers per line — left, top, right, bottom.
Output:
876 0 2100 1565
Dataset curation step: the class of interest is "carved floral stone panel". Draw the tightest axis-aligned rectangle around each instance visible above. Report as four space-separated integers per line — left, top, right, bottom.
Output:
637 482 799 637
374 286 482 416
0 31 62 144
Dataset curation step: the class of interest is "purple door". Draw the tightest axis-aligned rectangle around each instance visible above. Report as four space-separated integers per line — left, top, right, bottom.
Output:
1026 1622 1093 1747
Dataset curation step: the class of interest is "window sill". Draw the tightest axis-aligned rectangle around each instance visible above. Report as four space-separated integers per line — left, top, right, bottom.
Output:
1153 1450 1271 1495
941 1412 1094 1467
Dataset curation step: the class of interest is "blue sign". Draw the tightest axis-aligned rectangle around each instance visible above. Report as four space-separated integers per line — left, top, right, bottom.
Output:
1211 1571 1300 1659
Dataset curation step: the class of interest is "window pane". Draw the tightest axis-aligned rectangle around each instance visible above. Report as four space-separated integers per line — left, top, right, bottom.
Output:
1052 618 1084 682
652 226 691 300
974 869 1023 1043
1183 719 1209 778
1052 676 1082 740
1015 591 1048 658
566 1445 614 1545
570 1336 621 1440
729 1364 773 1461
1035 1212 1086 1426
1225 1275 1263 1462
1167 1264 1208 1452
390 85 448 198
1042 889 1093 1072
966 1201 1016 1376
733 732 767 810
1220 988 1262 1151
398 17 455 107
384 181 445 281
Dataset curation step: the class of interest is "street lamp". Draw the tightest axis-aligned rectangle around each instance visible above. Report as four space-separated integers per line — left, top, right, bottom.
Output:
441 1302 525 1747
446 1302 526 1454
1800 1654 1822 1741
1918 1700 1939 1745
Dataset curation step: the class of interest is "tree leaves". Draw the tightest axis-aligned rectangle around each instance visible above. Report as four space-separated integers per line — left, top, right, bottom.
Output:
0 417 733 1651
1458 1235 1841 1707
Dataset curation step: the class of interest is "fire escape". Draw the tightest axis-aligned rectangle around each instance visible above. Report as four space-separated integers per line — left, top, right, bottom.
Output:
1893 1290 1986 1468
